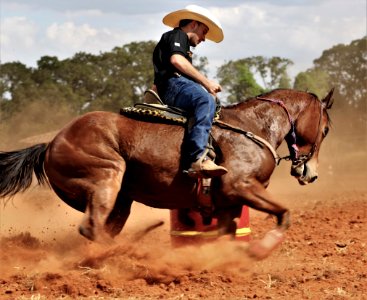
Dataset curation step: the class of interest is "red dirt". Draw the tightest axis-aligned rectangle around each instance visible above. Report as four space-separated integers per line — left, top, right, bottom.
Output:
0 118 366 299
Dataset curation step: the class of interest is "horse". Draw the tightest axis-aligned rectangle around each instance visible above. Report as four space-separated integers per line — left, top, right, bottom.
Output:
0 88 333 259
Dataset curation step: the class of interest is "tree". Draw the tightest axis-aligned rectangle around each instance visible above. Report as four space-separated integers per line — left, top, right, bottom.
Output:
216 56 293 104
193 56 209 76
33 56 62 84
217 60 264 103
243 56 293 90
293 69 332 99
87 41 156 111
0 62 34 119
312 37 367 109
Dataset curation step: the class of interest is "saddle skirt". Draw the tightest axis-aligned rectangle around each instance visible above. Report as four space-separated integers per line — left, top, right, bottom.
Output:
120 89 188 124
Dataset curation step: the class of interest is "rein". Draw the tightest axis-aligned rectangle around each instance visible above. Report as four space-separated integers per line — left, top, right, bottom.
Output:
256 97 299 160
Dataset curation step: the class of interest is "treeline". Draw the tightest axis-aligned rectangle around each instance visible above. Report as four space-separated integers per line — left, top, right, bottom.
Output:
0 37 366 126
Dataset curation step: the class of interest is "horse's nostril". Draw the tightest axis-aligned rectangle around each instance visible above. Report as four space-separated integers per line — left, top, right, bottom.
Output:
310 176 318 183
302 164 308 176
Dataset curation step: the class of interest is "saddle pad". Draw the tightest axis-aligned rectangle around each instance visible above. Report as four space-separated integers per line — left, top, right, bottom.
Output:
120 103 187 124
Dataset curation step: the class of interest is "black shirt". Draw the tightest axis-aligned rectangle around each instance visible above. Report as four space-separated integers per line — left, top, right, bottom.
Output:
153 28 193 93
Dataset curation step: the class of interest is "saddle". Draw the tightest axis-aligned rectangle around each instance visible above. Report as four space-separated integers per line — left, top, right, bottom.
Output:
120 89 216 224
120 89 187 124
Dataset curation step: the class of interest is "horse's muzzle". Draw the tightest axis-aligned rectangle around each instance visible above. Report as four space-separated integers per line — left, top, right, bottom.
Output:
291 163 318 185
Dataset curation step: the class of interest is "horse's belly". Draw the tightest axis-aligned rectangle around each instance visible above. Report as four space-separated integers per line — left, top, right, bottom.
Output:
123 172 197 209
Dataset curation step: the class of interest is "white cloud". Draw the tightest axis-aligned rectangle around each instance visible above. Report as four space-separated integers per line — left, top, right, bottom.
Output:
0 17 38 63
1 17 37 47
46 22 98 49
43 19 161 57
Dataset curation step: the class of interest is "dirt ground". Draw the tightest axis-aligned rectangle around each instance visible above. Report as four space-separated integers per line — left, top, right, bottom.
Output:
0 113 366 299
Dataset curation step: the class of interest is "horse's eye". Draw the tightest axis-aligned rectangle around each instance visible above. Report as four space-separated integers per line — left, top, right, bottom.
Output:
323 127 329 137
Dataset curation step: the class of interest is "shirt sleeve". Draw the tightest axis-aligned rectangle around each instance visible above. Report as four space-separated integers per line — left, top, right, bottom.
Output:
164 29 190 58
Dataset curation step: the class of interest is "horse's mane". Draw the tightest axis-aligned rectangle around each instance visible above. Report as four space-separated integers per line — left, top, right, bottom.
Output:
222 89 333 128
222 88 320 109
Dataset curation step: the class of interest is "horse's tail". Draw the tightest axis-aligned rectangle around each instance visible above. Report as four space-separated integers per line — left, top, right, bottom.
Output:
0 143 48 198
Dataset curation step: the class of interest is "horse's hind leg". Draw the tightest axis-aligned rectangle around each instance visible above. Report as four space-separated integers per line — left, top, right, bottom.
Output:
79 169 125 243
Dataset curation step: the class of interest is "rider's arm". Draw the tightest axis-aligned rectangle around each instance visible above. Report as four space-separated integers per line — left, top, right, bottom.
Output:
170 54 221 96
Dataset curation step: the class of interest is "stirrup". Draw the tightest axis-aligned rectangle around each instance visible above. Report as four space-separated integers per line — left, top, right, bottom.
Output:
197 177 213 225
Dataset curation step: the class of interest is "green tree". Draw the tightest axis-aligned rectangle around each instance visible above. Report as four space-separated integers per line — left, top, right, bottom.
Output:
0 62 35 119
89 41 156 111
33 56 62 85
293 69 332 99
217 60 264 103
313 37 367 109
244 56 293 90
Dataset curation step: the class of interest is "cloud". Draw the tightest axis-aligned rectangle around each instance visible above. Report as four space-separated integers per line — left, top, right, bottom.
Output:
47 22 99 50
1 0 365 78
43 17 163 58
64 9 104 18
200 1 366 77
0 17 38 63
1 0 177 15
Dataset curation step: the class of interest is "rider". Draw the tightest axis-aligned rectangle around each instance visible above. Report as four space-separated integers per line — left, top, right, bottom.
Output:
153 5 228 178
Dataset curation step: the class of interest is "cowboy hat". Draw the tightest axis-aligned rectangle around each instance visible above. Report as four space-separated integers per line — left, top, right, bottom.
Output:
162 5 224 43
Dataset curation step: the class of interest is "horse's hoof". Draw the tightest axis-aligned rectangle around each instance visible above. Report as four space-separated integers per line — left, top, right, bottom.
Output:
247 229 284 260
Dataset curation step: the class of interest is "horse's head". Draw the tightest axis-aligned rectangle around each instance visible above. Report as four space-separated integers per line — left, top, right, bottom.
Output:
290 89 334 185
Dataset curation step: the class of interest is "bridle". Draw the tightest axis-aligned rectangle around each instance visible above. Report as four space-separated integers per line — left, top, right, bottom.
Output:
214 94 324 167
256 96 324 167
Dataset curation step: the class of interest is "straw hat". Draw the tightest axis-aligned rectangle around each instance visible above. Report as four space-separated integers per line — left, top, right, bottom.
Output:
162 5 224 43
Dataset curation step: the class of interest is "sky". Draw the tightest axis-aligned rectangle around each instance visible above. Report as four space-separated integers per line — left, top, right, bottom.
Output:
0 0 366 79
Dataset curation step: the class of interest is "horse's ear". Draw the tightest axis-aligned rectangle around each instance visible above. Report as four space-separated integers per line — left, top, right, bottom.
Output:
322 88 334 109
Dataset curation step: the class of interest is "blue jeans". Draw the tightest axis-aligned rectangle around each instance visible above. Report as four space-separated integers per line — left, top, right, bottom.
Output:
162 76 216 164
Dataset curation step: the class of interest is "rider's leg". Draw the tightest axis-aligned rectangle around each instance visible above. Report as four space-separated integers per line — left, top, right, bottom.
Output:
163 76 227 177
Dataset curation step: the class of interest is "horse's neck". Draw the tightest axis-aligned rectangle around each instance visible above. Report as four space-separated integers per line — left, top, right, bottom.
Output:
221 97 306 149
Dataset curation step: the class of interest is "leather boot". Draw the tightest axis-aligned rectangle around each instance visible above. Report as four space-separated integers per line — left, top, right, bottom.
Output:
188 157 228 178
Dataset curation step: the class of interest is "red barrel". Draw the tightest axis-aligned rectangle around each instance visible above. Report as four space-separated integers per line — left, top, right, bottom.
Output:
170 206 251 247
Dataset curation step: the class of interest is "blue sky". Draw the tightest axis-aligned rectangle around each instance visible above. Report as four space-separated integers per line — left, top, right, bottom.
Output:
1 0 365 78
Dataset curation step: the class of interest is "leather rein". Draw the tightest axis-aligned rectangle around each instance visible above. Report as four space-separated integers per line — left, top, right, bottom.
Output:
214 96 324 166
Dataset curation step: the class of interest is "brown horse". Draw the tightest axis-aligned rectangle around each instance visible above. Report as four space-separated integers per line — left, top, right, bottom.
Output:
0 89 333 259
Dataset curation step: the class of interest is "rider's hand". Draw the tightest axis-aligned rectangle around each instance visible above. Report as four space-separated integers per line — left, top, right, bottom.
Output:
205 80 222 97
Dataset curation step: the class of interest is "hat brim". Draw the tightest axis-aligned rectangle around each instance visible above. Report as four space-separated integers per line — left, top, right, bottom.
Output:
163 9 224 43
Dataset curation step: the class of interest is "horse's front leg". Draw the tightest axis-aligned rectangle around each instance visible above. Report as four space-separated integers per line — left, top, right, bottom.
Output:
230 178 290 259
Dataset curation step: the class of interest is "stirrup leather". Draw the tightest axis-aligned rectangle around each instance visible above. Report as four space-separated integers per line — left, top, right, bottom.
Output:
197 177 214 225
